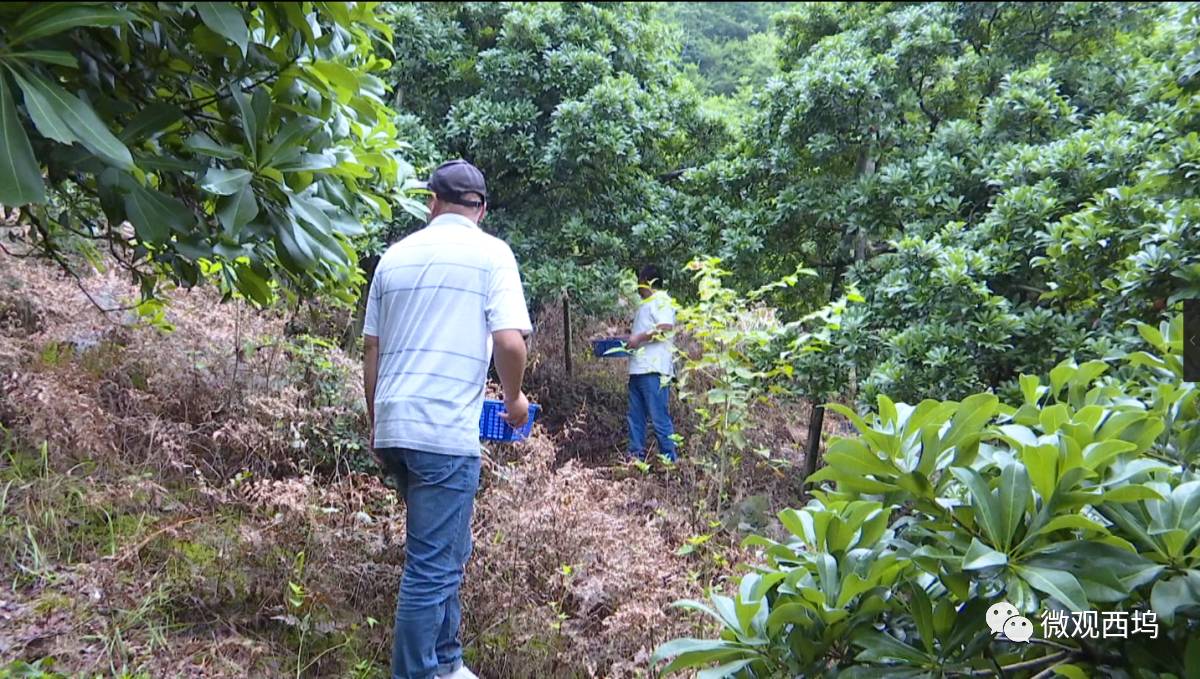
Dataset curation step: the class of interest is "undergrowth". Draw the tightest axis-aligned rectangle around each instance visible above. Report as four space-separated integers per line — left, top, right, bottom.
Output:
0 256 832 677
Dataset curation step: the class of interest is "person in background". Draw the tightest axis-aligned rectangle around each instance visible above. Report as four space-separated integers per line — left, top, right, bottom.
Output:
363 159 532 679
625 264 678 463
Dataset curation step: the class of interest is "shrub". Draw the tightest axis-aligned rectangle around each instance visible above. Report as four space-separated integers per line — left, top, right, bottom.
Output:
656 314 1200 677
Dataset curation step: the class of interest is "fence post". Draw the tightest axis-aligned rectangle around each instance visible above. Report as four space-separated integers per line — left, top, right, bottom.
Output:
563 293 573 379
804 264 842 480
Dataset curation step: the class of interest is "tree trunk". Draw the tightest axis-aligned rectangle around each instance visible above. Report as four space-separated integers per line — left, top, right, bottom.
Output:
803 403 825 480
343 253 381 357
563 294 573 379
853 152 877 263
804 264 844 480
805 145 875 482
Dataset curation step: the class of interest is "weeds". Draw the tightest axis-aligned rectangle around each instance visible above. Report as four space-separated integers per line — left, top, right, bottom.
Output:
0 256 748 678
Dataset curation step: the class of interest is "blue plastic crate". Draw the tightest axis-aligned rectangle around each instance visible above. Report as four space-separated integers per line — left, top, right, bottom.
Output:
480 399 540 442
592 337 631 358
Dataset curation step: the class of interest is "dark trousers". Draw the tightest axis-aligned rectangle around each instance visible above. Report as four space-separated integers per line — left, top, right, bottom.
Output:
376 447 480 679
628 372 677 461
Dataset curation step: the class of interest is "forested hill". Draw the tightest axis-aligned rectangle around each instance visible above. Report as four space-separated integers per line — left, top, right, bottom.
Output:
662 2 798 97
0 3 1198 678
388 2 1198 407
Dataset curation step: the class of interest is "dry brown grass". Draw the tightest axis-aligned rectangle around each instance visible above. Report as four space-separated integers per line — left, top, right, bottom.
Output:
0 252 846 677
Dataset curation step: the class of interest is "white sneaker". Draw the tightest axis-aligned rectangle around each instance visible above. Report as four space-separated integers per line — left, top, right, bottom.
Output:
437 666 479 679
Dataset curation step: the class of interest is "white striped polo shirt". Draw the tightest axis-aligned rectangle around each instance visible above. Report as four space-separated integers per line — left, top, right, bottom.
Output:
363 213 532 456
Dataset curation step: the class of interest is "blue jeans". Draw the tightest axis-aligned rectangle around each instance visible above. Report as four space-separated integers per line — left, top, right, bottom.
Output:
377 448 480 679
628 373 677 461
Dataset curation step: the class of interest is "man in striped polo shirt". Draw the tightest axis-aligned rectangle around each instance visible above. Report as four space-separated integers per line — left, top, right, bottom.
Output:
363 159 532 679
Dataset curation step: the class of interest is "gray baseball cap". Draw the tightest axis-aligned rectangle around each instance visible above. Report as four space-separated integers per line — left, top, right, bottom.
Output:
420 159 487 207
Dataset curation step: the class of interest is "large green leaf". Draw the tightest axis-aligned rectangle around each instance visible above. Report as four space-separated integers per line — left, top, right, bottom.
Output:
262 117 318 166
1101 485 1165 504
653 637 753 674
1039 404 1070 435
853 630 930 665
289 193 334 233
184 132 245 160
8 51 78 68
201 168 253 196
997 463 1031 549
196 2 249 56
12 68 132 169
1021 443 1059 502
328 209 365 237
123 178 191 244
1019 374 1044 406
653 637 748 660
277 151 337 173
119 103 184 143
908 584 937 654
835 572 879 608
765 602 814 636
10 4 134 46
710 594 745 634
0 72 45 205
1136 322 1168 354
217 185 258 235
280 2 316 44
941 393 999 453
1053 665 1090 679
1099 503 1163 553
231 262 272 306
1150 571 1200 624
1084 439 1137 470
294 211 348 267
274 215 318 272
250 88 271 141
997 424 1038 448
698 659 754 679
950 467 1003 546
1026 515 1109 540
232 88 258 160
734 579 767 635
1024 540 1160 605
4 69 58 139
814 553 839 607
308 61 360 103
1096 411 1149 442
1014 565 1089 612
825 438 897 478
963 537 1007 570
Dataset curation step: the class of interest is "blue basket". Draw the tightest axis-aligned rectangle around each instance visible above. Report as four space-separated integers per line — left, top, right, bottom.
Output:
592 337 631 358
480 400 540 442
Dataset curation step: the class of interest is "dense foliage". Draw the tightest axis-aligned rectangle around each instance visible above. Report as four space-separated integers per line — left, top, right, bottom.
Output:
2 3 1199 676
678 1 1200 406
650 6 1200 676
0 1 422 311
387 2 730 312
662 2 793 98
657 315 1200 677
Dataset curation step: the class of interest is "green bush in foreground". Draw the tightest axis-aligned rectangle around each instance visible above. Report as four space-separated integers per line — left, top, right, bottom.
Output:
656 314 1200 678
0 1 424 308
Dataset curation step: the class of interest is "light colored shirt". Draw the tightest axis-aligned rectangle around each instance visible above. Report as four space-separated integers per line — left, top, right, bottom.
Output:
629 290 676 376
363 213 532 456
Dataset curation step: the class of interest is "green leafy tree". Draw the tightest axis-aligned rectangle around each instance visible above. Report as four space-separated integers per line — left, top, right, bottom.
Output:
657 315 1200 678
662 2 794 97
0 1 422 309
678 2 1198 411
388 1 729 312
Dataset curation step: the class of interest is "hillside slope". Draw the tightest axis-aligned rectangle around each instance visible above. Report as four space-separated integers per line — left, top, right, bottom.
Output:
0 252 751 677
